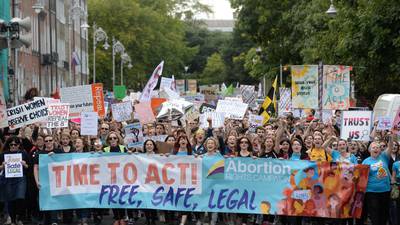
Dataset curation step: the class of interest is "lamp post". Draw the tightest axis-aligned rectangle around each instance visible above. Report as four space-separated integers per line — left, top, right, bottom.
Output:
112 37 125 87
92 22 109 83
68 0 89 86
120 52 132 86
326 0 337 16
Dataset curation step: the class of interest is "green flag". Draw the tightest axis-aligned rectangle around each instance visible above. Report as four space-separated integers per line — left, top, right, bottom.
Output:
223 84 234 96
113 85 127 100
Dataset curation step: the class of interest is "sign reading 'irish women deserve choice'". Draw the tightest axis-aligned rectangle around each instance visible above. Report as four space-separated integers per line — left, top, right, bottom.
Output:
7 98 48 129
39 154 369 219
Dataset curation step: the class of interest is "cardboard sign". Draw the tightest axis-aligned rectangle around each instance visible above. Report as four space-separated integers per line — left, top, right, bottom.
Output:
340 111 372 141
124 123 143 148
46 104 69 128
200 112 225 128
113 85 127 100
216 100 248 120
80 112 98 136
376 116 392 131
200 103 216 114
60 84 105 118
249 114 264 132
135 102 156 125
111 101 132 122
5 153 23 178
0 81 8 128
6 98 49 129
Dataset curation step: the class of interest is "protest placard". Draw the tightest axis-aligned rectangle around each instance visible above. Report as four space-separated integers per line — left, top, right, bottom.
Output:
34 97 60 105
200 112 225 128
113 85 127 100
199 103 216 114
4 153 23 178
175 79 185 94
150 98 167 116
376 116 392 131
144 135 168 142
160 77 174 90
322 65 351 110
249 114 264 132
61 84 104 118
187 79 197 94
278 88 291 116
291 65 319 109
340 111 372 141
111 101 132 122
216 100 248 120
46 104 69 129
0 81 7 128
134 102 156 124
240 85 256 106
39 154 369 220
80 112 98 136
124 123 143 148
6 98 49 129
394 108 400 134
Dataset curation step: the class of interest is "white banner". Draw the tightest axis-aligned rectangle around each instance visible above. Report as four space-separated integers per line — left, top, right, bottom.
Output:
140 61 164 102
6 98 48 129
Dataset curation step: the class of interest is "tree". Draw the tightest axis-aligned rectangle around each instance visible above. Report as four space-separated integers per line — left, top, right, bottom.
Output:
199 53 227 84
231 0 400 104
88 0 204 90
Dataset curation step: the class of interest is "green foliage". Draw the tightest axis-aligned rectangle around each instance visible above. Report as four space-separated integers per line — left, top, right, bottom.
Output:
88 0 203 90
199 53 227 84
231 0 400 104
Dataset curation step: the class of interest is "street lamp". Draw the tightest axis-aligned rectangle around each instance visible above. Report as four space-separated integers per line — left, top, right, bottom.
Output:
120 52 132 85
32 0 44 14
326 0 337 16
68 0 90 86
92 22 109 83
112 37 125 87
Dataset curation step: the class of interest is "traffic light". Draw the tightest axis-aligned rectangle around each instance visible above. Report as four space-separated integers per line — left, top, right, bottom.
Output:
0 17 32 50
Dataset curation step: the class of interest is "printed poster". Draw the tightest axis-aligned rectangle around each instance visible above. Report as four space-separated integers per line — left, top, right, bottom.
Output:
80 112 98 136
322 65 351 110
291 65 319 109
46 104 69 129
39 154 369 219
340 111 372 141
124 123 143 148
6 98 49 129
278 88 292 116
111 101 132 122
5 153 23 178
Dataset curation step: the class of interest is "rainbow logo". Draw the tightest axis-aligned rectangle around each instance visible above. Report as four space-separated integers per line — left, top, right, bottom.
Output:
207 160 225 179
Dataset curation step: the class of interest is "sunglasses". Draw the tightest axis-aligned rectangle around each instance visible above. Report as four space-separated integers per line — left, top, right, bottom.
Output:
109 137 118 140
45 140 53 142
9 143 18 147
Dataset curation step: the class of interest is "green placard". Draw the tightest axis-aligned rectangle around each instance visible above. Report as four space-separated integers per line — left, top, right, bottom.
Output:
113 85 126 100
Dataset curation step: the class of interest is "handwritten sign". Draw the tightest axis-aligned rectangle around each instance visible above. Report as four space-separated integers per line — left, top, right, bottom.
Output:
111 101 132 122
200 112 225 128
80 112 98 136
6 98 49 129
376 116 392 131
124 123 143 148
200 103 216 114
278 88 291 116
46 104 69 128
5 153 23 178
340 111 372 141
322 65 351 110
216 100 248 120
291 65 319 109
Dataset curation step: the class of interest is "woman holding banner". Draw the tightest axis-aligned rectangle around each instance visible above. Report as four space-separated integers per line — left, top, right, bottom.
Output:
0 136 29 225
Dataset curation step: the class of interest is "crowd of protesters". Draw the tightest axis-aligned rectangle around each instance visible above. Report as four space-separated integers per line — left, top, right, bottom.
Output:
0 94 398 225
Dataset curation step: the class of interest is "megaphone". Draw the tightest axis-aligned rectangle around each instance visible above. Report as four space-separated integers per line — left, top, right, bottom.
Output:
10 33 32 48
10 17 31 32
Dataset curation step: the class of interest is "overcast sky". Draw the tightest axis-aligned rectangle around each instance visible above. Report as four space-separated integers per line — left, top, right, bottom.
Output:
195 0 234 20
